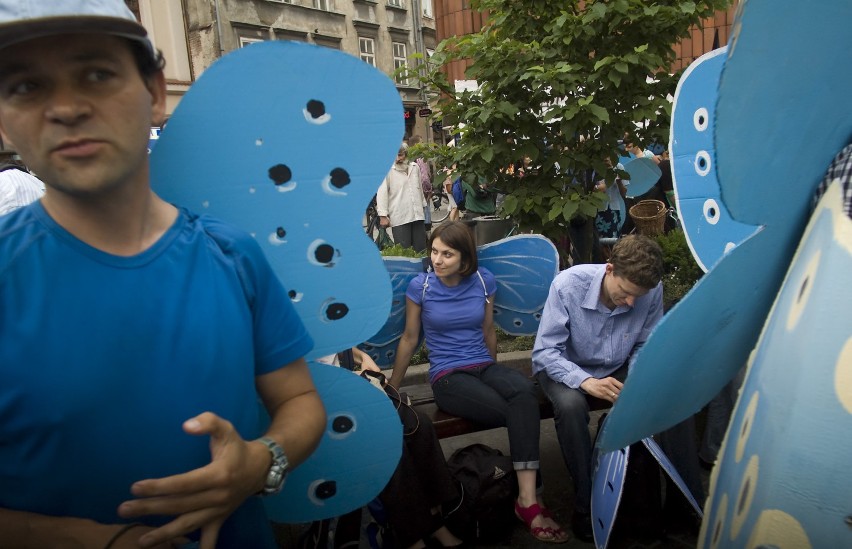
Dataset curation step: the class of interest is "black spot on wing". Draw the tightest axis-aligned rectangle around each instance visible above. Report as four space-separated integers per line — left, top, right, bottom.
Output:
306 99 326 119
269 164 292 186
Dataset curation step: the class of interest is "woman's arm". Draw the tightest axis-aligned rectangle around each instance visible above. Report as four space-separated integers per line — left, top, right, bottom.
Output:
388 298 422 389
483 295 497 361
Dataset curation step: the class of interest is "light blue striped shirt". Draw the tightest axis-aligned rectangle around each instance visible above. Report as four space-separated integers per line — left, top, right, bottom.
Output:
531 263 663 389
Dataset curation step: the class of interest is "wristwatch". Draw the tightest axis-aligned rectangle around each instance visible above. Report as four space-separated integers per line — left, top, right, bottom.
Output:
257 436 289 496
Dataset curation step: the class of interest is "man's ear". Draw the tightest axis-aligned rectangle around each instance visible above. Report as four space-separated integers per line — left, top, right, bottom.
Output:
146 70 167 127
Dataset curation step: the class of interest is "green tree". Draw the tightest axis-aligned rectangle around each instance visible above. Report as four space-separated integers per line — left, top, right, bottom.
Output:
410 0 731 263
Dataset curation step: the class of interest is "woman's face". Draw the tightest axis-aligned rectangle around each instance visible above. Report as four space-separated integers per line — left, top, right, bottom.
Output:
430 237 464 280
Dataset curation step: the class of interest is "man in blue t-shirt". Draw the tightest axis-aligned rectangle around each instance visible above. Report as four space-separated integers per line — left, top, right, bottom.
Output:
0 2 325 547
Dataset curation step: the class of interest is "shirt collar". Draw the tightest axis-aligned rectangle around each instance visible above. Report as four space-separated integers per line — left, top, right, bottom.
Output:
581 264 607 310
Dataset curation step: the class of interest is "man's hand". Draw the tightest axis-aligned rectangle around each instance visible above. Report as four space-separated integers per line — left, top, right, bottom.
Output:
117 412 269 549
379 215 390 227
580 376 624 403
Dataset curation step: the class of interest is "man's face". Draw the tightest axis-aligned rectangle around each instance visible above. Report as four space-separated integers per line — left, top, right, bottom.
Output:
604 263 651 308
0 33 165 198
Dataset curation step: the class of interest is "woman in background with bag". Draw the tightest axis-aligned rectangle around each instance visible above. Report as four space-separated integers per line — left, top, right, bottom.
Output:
388 222 570 544
377 143 428 252
317 349 465 548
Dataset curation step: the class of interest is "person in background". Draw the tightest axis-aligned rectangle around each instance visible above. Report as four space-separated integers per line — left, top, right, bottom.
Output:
389 221 570 544
377 143 428 251
316 348 465 549
408 135 434 230
0 156 45 215
0 2 325 547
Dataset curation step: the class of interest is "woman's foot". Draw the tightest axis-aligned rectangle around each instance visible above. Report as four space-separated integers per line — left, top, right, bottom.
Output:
514 500 571 543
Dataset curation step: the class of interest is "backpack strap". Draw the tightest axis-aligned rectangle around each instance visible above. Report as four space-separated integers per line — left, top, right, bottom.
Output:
476 270 492 304
0 163 25 173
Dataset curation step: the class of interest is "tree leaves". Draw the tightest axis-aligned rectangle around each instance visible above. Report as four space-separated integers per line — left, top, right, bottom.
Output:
409 0 731 248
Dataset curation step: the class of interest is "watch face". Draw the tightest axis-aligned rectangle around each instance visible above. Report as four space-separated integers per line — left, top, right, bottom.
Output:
268 467 285 488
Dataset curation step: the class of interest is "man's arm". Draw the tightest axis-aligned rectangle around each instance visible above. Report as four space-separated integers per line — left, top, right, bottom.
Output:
532 283 591 389
632 282 665 354
0 509 181 548
116 358 325 549
376 177 390 226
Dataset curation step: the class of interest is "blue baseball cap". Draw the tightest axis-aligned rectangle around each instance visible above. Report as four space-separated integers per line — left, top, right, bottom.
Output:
0 0 152 53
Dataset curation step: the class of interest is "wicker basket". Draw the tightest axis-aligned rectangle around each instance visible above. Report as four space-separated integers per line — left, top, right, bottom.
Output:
628 199 667 236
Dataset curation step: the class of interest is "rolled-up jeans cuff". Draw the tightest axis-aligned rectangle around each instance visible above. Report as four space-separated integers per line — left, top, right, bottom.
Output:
513 460 539 471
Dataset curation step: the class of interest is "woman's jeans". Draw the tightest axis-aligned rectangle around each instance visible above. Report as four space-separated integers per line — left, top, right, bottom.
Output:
432 363 540 470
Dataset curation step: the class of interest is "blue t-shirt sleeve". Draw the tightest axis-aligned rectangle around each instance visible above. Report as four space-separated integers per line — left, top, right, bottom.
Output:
480 267 498 296
406 272 428 306
206 218 313 375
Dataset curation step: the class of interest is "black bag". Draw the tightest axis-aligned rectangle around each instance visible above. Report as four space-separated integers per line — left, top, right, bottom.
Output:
444 443 518 543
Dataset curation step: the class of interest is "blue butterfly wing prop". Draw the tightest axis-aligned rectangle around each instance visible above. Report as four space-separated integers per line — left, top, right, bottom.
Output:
150 42 405 522
698 183 852 548
598 0 852 453
360 256 425 368
622 156 662 199
151 41 400 360
591 437 703 549
478 234 559 336
669 46 756 272
590 445 627 549
260 362 402 522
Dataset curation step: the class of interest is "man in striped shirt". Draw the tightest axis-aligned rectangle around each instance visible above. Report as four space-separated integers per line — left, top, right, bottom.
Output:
0 159 44 215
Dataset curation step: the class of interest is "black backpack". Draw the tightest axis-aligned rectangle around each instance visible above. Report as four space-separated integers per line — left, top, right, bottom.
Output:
444 443 518 543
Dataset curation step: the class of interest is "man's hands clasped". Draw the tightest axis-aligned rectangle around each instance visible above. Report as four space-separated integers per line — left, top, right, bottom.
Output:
117 412 270 549
580 376 624 403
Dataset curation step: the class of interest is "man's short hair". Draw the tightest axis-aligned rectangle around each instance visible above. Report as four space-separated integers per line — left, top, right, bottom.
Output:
429 220 478 277
608 234 664 289
0 0 157 68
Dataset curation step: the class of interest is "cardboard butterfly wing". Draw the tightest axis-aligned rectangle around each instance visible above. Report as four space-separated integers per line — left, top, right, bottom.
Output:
150 41 404 522
598 0 852 453
698 182 852 548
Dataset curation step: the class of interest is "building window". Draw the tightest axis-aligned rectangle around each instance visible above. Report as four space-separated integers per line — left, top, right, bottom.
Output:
421 0 432 17
387 0 404 7
392 41 408 84
240 37 263 48
360 37 376 67
314 0 332 10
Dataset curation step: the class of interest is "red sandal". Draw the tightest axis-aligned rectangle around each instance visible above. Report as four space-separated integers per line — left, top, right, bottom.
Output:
514 501 570 544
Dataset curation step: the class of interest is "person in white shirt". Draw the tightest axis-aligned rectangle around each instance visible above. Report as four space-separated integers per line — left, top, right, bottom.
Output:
0 160 45 216
377 143 428 251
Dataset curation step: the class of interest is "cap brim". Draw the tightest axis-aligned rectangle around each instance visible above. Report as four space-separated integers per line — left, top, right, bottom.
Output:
0 15 151 53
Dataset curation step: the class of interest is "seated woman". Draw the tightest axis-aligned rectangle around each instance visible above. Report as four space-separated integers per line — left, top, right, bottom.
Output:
319 348 465 549
388 221 569 544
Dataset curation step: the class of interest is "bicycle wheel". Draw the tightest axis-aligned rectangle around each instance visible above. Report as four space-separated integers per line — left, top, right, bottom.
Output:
430 192 451 223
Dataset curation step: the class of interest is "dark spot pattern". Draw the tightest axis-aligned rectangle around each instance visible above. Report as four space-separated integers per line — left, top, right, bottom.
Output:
276 227 286 238
329 168 350 189
314 244 335 264
332 415 354 433
306 99 326 119
325 302 349 321
269 164 292 185
314 480 337 500
288 290 297 299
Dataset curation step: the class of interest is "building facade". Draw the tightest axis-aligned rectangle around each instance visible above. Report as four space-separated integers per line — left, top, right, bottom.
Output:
128 0 437 142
